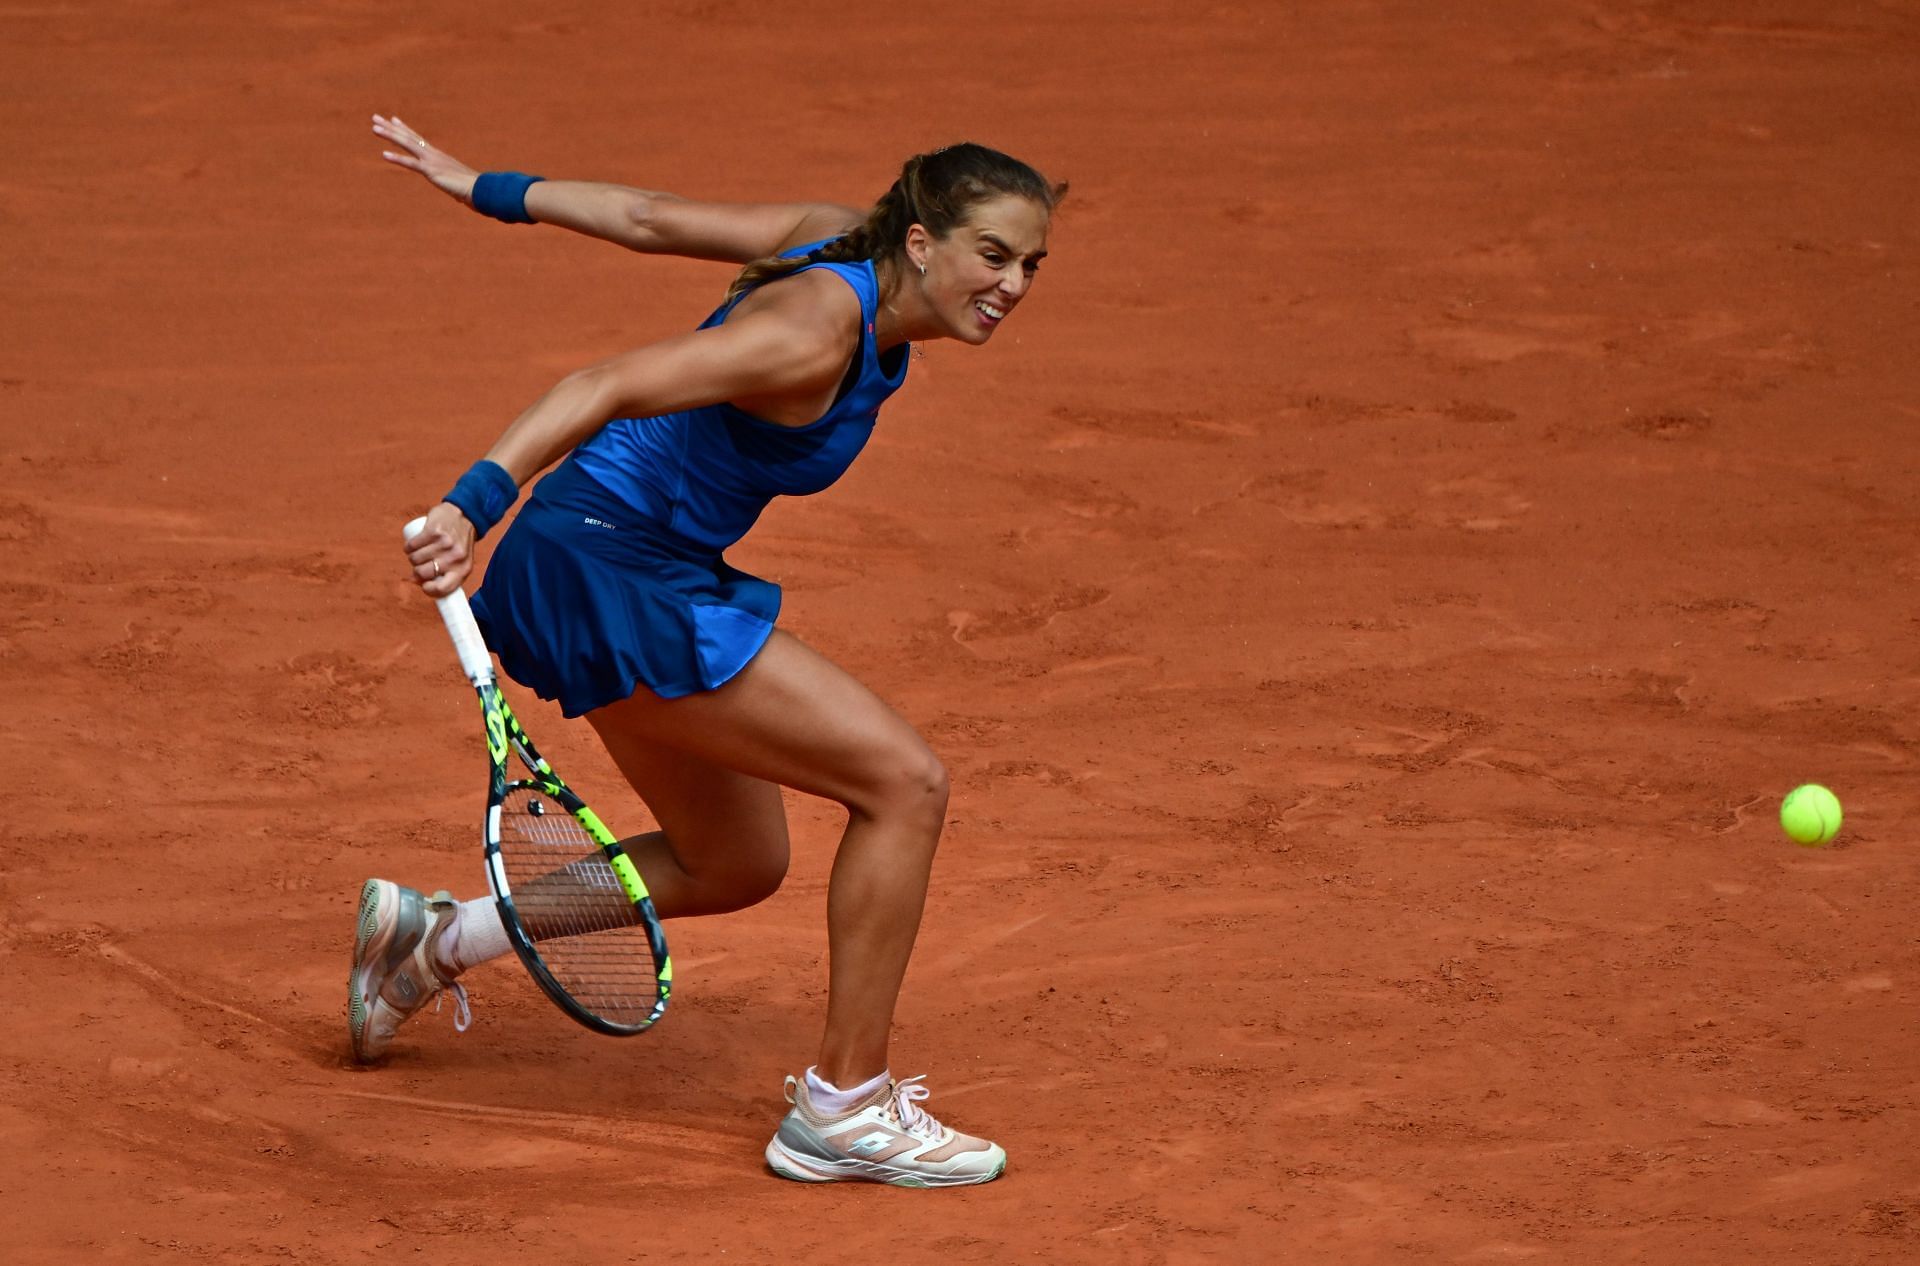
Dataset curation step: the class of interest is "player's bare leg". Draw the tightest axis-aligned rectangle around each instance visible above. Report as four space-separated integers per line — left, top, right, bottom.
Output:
577 738 793 921
590 631 1001 1185
588 630 945 1086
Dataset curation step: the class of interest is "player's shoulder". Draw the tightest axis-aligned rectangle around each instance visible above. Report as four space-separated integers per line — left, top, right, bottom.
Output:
732 265 864 337
715 269 861 382
777 204 865 254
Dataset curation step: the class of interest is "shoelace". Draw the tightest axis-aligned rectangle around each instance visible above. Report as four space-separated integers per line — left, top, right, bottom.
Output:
432 981 472 1033
885 1075 946 1141
428 902 470 1033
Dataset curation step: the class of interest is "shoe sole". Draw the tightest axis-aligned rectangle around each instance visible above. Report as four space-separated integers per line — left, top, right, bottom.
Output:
763 1137 1006 1188
347 878 399 1061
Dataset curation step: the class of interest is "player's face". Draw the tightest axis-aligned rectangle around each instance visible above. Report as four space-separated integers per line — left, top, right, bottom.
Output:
919 194 1051 345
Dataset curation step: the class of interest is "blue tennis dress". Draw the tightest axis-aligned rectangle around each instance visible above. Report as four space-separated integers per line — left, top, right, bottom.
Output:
471 245 910 716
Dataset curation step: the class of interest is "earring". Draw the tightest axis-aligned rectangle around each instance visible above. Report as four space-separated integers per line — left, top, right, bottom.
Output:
918 262 926 276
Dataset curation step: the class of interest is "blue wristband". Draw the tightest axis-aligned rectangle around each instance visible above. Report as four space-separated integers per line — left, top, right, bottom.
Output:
470 171 545 224
442 460 519 539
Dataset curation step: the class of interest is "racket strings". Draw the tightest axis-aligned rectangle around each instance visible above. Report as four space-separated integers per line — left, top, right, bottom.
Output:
497 786 662 1025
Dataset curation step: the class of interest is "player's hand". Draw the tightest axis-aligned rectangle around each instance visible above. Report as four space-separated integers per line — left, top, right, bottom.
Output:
372 114 479 205
406 501 477 597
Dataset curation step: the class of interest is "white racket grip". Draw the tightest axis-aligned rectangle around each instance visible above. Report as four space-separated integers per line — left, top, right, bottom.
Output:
403 516 496 687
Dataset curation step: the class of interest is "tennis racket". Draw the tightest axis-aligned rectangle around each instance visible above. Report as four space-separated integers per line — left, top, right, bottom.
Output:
404 516 672 1035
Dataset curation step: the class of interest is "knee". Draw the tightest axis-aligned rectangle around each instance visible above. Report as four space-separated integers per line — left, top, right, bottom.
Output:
852 744 950 827
697 840 789 915
729 848 790 909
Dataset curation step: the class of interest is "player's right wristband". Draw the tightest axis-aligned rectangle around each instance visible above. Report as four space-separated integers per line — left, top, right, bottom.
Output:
470 171 545 224
441 460 519 539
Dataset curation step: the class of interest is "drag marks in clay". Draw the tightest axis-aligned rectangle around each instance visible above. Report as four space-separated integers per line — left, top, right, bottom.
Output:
1043 404 1255 452
947 584 1111 647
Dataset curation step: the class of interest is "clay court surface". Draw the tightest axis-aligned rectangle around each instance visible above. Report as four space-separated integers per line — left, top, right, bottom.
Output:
5 0 1920 1260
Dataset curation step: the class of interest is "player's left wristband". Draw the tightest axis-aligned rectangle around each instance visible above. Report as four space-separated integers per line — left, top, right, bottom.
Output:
470 171 545 224
441 460 519 539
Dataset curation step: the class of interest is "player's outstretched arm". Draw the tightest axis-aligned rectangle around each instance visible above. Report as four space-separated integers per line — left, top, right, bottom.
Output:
372 114 861 264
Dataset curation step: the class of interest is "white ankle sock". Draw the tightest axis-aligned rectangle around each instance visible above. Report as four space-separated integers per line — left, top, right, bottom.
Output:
449 897 513 972
806 1066 890 1116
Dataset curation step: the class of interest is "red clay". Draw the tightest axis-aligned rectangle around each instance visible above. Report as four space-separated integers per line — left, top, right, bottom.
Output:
5 2 1919 1261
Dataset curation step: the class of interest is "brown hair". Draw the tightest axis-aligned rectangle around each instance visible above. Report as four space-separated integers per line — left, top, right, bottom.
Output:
725 142 1066 303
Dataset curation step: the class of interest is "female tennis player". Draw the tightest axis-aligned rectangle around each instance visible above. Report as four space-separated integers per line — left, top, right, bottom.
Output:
349 116 1061 1187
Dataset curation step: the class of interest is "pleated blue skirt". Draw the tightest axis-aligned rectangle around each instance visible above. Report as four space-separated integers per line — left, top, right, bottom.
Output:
470 463 780 717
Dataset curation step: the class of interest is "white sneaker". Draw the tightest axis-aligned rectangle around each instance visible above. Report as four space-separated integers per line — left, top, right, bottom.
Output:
765 1073 1007 1187
348 878 469 1062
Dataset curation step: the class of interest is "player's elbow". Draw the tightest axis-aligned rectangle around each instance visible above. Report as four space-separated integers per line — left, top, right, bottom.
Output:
560 361 640 428
620 189 672 252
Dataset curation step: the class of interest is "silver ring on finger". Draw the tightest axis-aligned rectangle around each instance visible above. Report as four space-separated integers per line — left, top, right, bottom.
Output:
433 560 441 576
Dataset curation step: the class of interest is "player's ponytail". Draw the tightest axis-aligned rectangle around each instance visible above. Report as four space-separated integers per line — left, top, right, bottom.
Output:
725 143 1066 303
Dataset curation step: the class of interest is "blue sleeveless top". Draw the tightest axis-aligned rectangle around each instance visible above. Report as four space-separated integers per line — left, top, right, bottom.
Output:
568 246 910 552
469 243 911 714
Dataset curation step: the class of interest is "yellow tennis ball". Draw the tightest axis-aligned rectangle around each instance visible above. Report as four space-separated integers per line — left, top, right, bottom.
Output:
1780 784 1842 847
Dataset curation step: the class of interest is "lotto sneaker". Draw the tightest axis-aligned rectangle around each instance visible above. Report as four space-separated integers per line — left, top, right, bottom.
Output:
348 878 469 1062
765 1073 1007 1187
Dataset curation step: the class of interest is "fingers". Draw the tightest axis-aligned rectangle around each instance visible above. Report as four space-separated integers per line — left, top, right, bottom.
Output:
410 550 450 583
404 503 477 595
418 560 471 598
410 551 470 597
372 113 437 165
372 114 479 202
406 531 466 568
371 113 426 149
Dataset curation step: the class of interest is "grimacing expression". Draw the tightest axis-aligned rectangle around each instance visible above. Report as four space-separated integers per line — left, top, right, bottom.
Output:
913 194 1051 345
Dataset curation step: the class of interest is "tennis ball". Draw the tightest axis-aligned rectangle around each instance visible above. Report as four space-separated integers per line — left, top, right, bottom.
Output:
1780 784 1842 847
